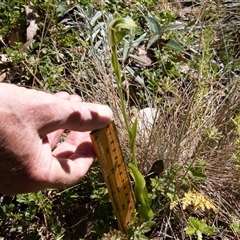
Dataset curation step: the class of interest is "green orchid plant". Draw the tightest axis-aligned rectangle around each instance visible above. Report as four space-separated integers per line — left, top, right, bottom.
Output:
108 15 154 221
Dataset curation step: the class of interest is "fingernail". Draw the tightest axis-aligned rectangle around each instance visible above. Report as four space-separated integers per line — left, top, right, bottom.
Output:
70 95 82 102
97 105 113 124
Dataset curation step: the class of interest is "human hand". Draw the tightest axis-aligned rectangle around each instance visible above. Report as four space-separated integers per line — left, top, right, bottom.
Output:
0 83 112 195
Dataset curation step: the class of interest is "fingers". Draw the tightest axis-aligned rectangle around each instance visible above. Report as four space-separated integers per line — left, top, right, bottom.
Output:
52 131 93 157
54 92 71 99
48 130 94 188
37 91 104 188
47 94 82 148
44 132 95 189
48 151 94 188
35 92 113 136
3 84 112 136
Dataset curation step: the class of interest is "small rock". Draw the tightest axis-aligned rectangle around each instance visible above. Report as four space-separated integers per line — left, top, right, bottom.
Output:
137 107 158 138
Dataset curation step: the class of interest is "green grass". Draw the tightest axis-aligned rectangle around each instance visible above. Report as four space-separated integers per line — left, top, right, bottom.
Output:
0 0 240 239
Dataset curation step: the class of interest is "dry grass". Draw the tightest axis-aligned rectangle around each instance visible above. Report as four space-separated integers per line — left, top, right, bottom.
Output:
1 0 240 239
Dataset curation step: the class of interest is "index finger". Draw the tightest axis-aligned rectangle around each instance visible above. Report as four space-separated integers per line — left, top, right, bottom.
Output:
33 93 113 136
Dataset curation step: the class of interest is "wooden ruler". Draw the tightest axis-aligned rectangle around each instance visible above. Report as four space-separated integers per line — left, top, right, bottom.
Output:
90 120 135 233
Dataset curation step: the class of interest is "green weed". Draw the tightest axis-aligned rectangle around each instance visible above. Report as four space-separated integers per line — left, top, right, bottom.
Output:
185 217 216 240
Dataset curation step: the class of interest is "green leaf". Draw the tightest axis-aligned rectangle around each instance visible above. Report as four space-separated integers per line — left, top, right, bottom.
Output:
185 226 195 236
164 39 185 53
128 54 148 64
188 217 215 235
90 10 103 25
132 33 147 47
129 118 138 151
122 32 147 62
56 2 67 17
140 220 156 234
188 161 207 182
129 163 154 221
144 16 163 35
200 222 216 234
125 66 145 85
163 23 185 31
186 19 197 28
231 220 240 233
147 32 161 49
188 170 207 181
145 220 156 229
189 217 201 228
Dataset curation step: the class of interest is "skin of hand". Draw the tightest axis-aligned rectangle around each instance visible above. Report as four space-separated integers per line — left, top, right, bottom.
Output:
0 83 113 196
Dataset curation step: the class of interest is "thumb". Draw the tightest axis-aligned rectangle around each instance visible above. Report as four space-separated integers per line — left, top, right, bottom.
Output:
32 92 113 136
